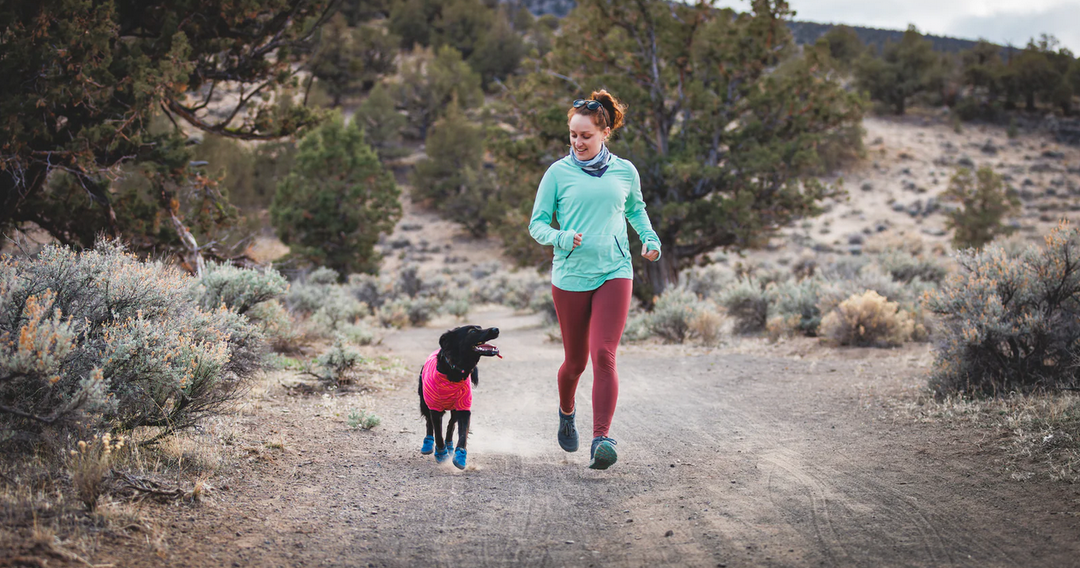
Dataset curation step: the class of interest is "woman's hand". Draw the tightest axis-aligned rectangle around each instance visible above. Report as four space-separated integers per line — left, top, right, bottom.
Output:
572 233 583 249
642 244 659 262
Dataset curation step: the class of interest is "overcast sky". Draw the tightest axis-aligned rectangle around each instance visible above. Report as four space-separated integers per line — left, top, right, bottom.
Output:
713 0 1080 53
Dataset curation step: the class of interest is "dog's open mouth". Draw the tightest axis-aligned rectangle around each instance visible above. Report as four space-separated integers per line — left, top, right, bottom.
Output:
473 343 502 358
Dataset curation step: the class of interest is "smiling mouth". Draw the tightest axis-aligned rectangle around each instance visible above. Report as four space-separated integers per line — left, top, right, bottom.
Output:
473 343 501 358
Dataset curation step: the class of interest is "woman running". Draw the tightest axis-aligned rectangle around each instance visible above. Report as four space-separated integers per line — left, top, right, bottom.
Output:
528 89 662 470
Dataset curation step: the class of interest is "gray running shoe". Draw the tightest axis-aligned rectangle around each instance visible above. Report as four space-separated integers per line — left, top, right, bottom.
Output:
588 436 618 470
558 409 579 452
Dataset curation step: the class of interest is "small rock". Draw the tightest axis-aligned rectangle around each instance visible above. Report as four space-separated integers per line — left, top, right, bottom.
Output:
665 530 675 537
860 181 873 191
1042 150 1065 159
957 155 975 168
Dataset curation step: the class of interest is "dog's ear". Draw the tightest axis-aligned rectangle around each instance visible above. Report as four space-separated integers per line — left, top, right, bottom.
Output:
439 330 456 350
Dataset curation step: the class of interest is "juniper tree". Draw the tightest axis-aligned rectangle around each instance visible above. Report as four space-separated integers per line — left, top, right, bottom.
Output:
0 0 335 271
854 25 943 115
491 0 863 298
942 166 1020 250
270 113 400 276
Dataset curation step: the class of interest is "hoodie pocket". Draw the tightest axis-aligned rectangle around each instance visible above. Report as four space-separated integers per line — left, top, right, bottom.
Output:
556 233 623 275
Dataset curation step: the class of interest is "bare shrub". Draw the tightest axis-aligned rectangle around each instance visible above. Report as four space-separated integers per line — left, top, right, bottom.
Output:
820 290 914 347
926 222 1080 395
718 279 768 335
67 433 125 511
688 310 723 345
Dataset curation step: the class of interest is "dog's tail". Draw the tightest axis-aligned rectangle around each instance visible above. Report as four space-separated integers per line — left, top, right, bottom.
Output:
471 367 478 386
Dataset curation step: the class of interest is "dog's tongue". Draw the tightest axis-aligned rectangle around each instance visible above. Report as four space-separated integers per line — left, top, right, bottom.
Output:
474 343 502 358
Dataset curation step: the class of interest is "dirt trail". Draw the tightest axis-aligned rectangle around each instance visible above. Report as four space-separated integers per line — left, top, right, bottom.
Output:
126 306 1080 567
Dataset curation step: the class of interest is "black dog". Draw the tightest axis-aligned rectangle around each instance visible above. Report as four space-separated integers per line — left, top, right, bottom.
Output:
418 325 500 469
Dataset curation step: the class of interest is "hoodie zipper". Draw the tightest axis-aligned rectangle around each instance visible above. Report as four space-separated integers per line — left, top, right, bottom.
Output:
614 236 626 258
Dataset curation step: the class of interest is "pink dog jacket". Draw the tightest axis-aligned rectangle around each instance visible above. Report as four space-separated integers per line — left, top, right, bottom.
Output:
421 350 472 412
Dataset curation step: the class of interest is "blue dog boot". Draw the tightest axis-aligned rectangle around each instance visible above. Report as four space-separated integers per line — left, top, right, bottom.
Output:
421 435 434 455
558 409 579 452
588 436 618 470
434 445 450 463
452 447 467 470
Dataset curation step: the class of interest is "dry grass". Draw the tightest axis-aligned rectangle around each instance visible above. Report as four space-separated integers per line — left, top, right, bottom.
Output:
902 391 1080 483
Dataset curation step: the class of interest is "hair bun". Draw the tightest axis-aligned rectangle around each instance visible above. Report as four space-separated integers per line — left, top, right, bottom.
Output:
589 89 626 131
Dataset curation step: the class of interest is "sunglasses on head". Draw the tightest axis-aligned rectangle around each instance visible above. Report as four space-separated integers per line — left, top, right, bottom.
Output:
573 99 603 111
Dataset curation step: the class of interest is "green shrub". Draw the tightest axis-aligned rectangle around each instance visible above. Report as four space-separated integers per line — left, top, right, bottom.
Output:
925 223 1080 395
718 279 769 334
0 242 263 445
875 250 949 284
679 264 735 301
310 337 364 386
347 272 394 311
766 278 823 337
648 288 719 344
621 311 652 344
348 409 381 430
820 290 914 347
247 299 300 352
942 166 1021 250
339 321 376 346
529 288 557 325
270 112 401 275
311 295 370 336
192 261 288 315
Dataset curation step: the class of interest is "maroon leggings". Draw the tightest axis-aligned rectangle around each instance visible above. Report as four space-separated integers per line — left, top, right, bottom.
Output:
551 278 633 438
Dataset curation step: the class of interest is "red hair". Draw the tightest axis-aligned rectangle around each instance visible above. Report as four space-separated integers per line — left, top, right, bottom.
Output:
567 89 627 131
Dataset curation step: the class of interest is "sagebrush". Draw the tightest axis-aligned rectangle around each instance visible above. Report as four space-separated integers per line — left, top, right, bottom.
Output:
926 223 1080 395
0 241 270 445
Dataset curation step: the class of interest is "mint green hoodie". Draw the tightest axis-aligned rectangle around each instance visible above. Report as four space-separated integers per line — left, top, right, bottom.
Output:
529 155 662 292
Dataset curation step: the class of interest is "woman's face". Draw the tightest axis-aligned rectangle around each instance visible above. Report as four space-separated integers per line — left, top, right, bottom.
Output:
568 113 610 161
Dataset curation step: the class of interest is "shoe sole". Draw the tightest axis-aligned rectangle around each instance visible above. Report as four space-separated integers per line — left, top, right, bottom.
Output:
588 442 618 470
559 439 579 452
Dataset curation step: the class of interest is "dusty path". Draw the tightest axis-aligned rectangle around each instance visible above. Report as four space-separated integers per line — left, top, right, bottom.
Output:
138 306 1080 568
